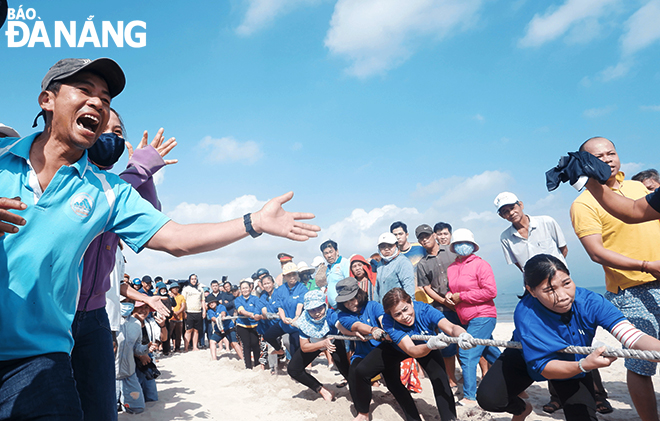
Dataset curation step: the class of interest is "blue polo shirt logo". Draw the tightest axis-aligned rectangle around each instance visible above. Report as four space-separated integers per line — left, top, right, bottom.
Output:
70 193 94 219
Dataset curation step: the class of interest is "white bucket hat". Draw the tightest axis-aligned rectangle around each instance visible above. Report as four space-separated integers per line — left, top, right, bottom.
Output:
450 228 479 253
297 261 315 274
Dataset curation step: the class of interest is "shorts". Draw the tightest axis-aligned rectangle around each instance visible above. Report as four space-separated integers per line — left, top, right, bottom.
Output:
210 329 237 343
185 312 203 331
605 281 660 376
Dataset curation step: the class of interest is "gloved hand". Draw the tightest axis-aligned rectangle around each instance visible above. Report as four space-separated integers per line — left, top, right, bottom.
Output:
545 150 611 192
426 334 449 350
458 332 475 350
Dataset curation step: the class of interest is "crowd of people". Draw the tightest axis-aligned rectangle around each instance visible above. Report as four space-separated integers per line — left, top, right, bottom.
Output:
2 56 660 421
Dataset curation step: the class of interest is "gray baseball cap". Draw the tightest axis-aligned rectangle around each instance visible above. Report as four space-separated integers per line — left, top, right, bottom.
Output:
41 58 126 98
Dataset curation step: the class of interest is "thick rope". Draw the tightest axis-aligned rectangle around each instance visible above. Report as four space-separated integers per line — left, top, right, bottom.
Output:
215 313 280 330
322 333 660 362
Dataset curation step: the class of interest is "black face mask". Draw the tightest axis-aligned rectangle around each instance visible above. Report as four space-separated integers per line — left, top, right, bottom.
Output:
88 132 125 167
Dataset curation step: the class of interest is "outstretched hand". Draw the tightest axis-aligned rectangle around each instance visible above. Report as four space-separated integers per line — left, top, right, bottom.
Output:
251 192 320 241
126 128 178 165
0 197 27 237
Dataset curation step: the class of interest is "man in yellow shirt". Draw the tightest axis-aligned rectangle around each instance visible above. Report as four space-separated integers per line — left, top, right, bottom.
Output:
571 136 660 421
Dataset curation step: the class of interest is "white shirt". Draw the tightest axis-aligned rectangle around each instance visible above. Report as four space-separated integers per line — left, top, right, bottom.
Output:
500 215 567 269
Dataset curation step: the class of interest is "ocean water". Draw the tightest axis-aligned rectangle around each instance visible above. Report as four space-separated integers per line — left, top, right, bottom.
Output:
494 284 608 322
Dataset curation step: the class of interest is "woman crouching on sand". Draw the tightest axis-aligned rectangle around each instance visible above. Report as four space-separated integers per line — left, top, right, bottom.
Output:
287 290 350 401
477 254 660 421
379 288 471 421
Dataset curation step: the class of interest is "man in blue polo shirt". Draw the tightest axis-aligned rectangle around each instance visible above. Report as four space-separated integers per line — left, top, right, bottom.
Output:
0 57 320 420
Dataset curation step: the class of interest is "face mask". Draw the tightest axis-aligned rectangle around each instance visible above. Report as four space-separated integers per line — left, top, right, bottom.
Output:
88 132 125 168
120 302 135 317
379 248 400 263
453 242 475 256
159 290 168 296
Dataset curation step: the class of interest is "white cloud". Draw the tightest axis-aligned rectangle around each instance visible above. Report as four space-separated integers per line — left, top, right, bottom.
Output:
620 161 645 176
620 0 660 57
167 195 267 224
582 105 616 118
324 0 483 77
473 113 485 123
518 0 619 48
597 61 632 81
199 136 263 164
153 168 165 186
236 0 320 36
434 170 513 206
640 105 660 111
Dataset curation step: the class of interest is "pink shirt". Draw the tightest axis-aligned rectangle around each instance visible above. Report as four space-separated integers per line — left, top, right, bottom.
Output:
447 254 498 324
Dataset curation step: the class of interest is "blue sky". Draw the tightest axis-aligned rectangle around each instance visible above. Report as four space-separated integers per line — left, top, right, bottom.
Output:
2 0 659 291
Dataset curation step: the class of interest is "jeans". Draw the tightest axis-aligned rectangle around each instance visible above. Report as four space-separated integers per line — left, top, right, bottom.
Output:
136 367 159 402
0 352 83 420
458 317 500 400
71 307 117 421
116 373 145 414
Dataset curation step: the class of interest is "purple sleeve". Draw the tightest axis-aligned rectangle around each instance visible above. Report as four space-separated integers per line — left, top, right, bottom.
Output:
119 145 165 210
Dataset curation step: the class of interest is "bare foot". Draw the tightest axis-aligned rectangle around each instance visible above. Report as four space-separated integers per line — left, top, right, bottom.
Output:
319 386 334 402
353 413 369 421
193 347 200 351
512 401 533 421
458 398 477 406
518 390 529 399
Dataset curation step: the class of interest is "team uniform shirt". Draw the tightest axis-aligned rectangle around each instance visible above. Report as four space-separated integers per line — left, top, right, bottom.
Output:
258 291 278 335
235 295 264 328
326 256 351 308
571 173 660 293
209 304 234 331
383 301 444 354
182 285 203 313
416 247 456 310
338 301 385 362
402 243 427 271
513 287 625 381
0 133 170 361
272 282 309 334
500 215 567 268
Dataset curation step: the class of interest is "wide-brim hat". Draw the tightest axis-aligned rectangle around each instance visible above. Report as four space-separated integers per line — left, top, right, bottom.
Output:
282 262 299 275
303 290 326 310
297 261 315 274
450 228 479 253
0 123 20 138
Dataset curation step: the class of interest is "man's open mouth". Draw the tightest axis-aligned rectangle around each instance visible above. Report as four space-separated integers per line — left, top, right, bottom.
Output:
77 114 100 135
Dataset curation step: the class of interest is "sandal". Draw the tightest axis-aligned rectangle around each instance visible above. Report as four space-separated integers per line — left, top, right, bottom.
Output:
542 400 562 414
596 399 614 414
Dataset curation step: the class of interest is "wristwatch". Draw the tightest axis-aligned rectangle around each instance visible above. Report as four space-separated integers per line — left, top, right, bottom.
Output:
243 213 262 238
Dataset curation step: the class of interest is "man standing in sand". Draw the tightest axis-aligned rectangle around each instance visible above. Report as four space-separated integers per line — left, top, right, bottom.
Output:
571 136 660 421
495 191 568 272
183 274 204 352
0 57 319 419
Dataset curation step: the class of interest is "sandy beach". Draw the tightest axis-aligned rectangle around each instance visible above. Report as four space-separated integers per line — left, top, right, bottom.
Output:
120 321 659 420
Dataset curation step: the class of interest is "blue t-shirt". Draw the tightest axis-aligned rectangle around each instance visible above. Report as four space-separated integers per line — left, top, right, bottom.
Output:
209 304 234 331
0 133 170 360
258 291 278 335
338 301 385 361
513 287 625 381
235 295 264 328
272 282 309 334
383 301 444 354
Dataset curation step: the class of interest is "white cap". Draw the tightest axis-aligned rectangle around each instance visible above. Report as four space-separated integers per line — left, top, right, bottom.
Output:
377 232 397 246
311 256 325 267
494 192 519 211
450 228 479 253
0 123 20 138
297 261 315 273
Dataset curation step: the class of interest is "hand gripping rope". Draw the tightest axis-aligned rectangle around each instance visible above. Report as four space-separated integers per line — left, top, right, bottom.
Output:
215 313 281 330
323 333 660 362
